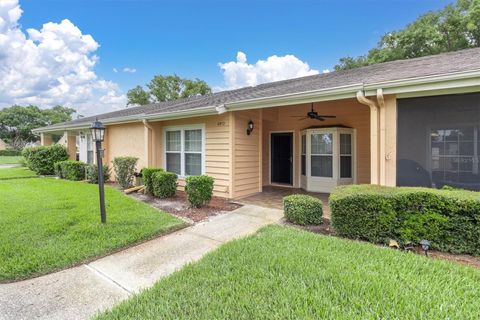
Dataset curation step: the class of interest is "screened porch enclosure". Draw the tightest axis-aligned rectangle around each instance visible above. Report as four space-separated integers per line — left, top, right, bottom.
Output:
397 93 480 191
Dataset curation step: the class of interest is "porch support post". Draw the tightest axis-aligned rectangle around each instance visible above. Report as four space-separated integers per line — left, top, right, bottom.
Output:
382 94 397 186
258 109 263 192
40 133 53 146
377 89 386 185
357 90 380 185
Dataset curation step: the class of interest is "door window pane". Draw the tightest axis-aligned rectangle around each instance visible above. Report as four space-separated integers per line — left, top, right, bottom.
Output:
185 129 202 152
166 131 181 151
185 153 202 176
311 155 333 177
166 153 181 174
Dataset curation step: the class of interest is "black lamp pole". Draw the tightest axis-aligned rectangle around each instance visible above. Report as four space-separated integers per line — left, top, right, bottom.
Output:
91 119 106 224
96 139 106 223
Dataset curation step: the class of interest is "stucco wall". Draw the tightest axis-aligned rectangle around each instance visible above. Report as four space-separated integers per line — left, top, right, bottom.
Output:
262 98 371 188
105 122 147 170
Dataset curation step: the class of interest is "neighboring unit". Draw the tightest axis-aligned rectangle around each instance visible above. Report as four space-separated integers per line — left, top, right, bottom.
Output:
34 48 480 198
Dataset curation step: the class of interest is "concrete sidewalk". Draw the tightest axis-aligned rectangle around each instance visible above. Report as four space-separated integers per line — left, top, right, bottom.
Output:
0 205 283 320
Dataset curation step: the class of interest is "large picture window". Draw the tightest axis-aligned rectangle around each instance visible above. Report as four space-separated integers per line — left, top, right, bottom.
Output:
165 126 204 176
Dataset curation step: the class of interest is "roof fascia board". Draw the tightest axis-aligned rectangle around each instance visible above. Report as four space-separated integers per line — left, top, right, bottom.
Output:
142 106 217 121
225 83 364 111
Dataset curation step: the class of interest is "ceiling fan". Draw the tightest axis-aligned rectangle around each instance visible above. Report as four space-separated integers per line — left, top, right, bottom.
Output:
291 103 336 121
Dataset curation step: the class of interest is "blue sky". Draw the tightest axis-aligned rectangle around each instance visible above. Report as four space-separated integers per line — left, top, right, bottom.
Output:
20 0 451 91
0 0 452 115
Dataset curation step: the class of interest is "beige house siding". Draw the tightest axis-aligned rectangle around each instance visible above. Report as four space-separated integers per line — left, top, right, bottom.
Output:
152 114 231 198
261 98 371 188
232 109 262 198
0 139 6 150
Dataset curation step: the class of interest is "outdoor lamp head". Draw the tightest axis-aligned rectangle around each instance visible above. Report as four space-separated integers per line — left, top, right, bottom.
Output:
90 118 105 142
246 120 254 135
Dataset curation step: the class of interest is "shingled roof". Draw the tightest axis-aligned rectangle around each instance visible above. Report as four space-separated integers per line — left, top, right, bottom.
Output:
36 47 480 132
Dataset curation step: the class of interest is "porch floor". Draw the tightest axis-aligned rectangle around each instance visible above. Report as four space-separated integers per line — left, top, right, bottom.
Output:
237 186 331 219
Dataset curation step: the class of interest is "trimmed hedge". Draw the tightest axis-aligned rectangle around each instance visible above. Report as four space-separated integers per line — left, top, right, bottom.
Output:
330 185 480 255
54 160 86 181
0 149 21 156
142 167 164 195
185 175 214 207
151 171 177 198
112 156 138 189
283 194 323 225
22 144 69 175
86 164 111 184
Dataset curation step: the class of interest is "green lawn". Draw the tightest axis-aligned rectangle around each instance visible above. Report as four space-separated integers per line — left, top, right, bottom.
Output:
96 225 480 320
0 156 23 164
0 167 37 180
0 177 185 282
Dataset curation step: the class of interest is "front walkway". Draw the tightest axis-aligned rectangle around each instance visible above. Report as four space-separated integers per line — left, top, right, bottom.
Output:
239 186 331 219
0 205 283 320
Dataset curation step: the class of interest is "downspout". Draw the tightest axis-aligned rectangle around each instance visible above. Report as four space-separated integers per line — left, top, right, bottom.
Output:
356 90 380 185
143 120 153 167
376 89 386 185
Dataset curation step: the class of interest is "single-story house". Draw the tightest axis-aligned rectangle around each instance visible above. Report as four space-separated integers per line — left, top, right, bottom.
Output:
34 48 480 198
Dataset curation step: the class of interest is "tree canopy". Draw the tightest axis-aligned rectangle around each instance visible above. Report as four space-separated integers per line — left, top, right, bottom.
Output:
0 105 75 149
334 0 480 71
127 74 212 106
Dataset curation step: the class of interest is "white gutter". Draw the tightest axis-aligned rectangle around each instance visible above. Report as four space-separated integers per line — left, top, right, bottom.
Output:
356 90 380 185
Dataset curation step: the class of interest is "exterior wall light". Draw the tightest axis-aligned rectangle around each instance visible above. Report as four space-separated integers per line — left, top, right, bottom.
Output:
246 120 254 135
420 239 430 256
90 118 107 224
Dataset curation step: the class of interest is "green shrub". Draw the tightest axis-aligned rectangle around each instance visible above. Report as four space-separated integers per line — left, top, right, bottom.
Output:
86 164 110 184
0 149 21 156
54 160 86 181
283 194 323 225
112 156 138 189
330 185 480 255
185 175 214 207
22 144 69 175
151 171 177 198
142 167 164 195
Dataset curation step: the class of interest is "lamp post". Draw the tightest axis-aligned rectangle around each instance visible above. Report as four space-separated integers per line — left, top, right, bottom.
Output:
90 119 106 223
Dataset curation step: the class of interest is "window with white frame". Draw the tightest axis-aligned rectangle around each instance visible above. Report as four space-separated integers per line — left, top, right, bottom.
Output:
165 126 204 176
311 133 333 177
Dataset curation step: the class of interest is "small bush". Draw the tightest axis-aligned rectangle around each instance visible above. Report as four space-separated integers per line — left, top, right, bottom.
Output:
151 171 177 198
0 149 21 156
22 144 69 175
330 184 480 255
112 156 138 189
86 164 110 184
142 167 164 195
185 175 214 207
283 194 323 225
54 160 86 181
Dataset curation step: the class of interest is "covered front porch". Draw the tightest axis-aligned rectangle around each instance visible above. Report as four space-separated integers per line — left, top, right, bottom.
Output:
238 186 331 218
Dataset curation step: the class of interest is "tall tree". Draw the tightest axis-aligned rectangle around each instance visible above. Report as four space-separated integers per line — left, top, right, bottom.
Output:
334 0 480 71
126 74 212 106
0 105 75 149
126 86 151 106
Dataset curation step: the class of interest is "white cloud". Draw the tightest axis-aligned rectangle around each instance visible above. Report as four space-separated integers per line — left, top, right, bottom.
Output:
0 0 127 116
122 67 136 73
113 68 118 73
322 69 330 74
218 51 319 90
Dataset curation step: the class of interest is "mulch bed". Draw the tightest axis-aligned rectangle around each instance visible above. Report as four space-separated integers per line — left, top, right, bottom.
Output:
129 191 242 223
285 218 480 270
